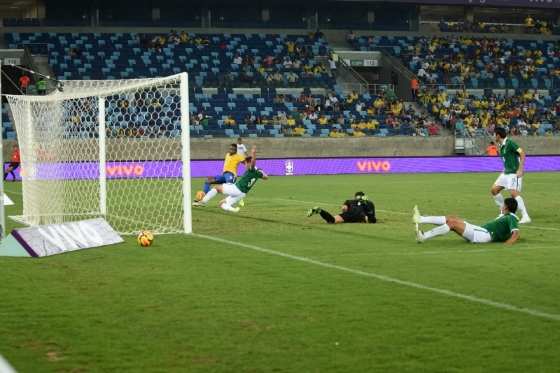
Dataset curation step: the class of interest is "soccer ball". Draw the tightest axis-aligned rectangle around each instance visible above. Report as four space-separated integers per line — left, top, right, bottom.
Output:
137 230 154 247
195 190 205 202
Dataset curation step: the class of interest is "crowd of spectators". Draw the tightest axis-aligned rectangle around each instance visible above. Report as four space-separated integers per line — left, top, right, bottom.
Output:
438 21 512 34
437 16 554 35
140 30 210 52
138 30 332 88
524 15 553 35
401 36 557 87
191 90 440 137
419 88 560 137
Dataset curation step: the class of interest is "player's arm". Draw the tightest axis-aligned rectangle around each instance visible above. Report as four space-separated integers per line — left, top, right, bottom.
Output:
516 148 526 177
260 170 269 180
504 230 520 245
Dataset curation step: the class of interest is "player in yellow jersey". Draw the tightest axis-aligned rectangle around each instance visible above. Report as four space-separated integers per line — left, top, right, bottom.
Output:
201 143 246 195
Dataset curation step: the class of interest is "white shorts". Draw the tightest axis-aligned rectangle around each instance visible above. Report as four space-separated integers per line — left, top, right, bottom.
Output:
221 183 246 206
462 222 492 243
494 173 522 192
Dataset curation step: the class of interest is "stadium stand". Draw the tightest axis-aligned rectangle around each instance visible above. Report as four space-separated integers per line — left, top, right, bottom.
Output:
7 32 334 88
419 88 560 137
350 35 560 89
189 89 435 138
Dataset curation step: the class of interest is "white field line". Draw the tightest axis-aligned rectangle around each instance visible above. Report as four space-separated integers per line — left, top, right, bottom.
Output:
265 197 560 232
0 355 16 373
194 233 560 322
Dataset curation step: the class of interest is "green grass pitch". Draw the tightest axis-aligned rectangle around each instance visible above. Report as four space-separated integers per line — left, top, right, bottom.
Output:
1 172 560 372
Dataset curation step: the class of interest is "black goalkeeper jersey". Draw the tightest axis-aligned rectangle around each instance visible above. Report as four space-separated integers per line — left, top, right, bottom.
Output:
344 199 377 223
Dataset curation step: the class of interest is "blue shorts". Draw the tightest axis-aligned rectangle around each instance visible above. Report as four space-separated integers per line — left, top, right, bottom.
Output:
214 171 236 184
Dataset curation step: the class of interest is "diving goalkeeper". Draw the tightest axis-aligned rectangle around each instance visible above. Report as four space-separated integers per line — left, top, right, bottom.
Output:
307 192 377 224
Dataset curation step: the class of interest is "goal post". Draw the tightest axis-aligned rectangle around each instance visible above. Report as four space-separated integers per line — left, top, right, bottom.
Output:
5 73 192 235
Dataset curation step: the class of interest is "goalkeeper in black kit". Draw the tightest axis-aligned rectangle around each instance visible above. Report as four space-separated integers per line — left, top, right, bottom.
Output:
307 192 376 224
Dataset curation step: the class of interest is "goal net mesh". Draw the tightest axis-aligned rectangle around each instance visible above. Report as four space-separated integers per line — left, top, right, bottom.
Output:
6 74 191 235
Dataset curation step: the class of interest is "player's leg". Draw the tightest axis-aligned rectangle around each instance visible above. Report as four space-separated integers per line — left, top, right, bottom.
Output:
412 205 446 225
195 184 224 205
418 215 467 242
459 221 492 243
220 195 243 212
413 206 453 242
491 174 507 210
418 219 452 241
507 176 530 223
306 207 338 223
219 186 244 212
203 176 218 193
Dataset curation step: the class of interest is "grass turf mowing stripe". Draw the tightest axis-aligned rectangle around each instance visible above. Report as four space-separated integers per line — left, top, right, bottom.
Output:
194 233 560 322
266 197 560 231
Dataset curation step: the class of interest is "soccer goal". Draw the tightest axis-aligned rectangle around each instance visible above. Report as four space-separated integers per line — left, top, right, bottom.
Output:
5 73 191 235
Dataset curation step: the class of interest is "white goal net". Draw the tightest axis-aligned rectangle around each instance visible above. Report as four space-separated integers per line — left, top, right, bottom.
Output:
6 73 191 235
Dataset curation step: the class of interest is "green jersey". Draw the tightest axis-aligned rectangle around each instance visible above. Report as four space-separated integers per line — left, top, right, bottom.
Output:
482 213 519 242
500 138 521 174
235 166 264 193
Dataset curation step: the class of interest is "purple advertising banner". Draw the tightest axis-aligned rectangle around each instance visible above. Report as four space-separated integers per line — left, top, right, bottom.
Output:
3 156 560 180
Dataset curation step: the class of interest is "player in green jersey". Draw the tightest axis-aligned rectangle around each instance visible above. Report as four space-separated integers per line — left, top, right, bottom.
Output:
412 197 520 245
193 146 268 212
491 127 531 224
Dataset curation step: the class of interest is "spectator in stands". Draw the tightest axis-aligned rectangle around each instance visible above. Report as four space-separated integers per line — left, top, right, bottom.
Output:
410 76 419 101
486 141 499 156
4 145 20 181
346 30 356 44
329 128 346 138
237 137 247 156
224 116 236 126
391 71 399 90
19 74 30 94
36 78 47 95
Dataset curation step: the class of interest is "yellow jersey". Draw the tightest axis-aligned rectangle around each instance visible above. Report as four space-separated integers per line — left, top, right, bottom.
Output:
223 153 245 176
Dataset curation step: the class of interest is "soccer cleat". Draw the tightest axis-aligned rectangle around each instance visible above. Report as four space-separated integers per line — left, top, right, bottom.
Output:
238 199 245 207
192 201 206 207
519 216 532 224
415 225 425 243
412 205 421 224
229 207 240 213
307 207 321 217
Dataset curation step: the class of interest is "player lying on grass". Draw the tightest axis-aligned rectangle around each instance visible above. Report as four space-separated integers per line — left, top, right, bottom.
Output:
198 143 246 196
193 146 268 212
412 197 520 245
307 191 376 224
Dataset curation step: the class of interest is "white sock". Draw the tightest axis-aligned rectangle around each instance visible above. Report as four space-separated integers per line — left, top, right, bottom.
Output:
201 188 218 203
419 216 446 225
422 224 451 240
493 194 504 209
515 196 529 218
220 203 237 212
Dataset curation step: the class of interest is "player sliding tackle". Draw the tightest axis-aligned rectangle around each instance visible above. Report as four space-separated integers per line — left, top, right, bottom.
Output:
193 146 268 212
412 197 520 245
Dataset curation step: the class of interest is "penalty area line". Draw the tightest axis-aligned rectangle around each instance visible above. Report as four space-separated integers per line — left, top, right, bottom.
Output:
194 233 560 322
